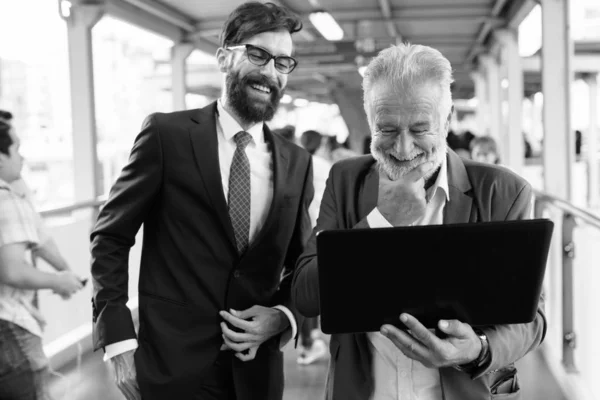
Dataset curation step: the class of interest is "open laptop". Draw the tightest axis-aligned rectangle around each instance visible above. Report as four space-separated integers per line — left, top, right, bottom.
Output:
316 219 553 334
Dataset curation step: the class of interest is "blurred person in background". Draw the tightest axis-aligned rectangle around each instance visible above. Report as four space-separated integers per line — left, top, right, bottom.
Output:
273 124 296 144
90 2 313 400
0 121 84 400
470 136 500 165
327 136 359 163
297 129 330 365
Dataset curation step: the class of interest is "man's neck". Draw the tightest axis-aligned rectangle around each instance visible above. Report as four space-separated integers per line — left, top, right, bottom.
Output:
220 97 259 132
424 166 441 191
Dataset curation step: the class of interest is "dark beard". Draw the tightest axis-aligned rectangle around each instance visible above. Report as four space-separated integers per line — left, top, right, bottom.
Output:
226 72 284 124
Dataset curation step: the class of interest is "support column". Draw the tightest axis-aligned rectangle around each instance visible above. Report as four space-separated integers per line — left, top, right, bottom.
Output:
584 73 599 207
330 85 371 153
479 54 502 142
470 70 489 136
495 29 525 174
171 43 195 111
541 0 574 200
65 4 104 201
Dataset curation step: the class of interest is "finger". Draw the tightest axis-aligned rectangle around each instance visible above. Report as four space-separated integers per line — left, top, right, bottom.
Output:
220 343 229 351
131 379 142 400
231 305 260 320
220 322 255 342
380 325 426 356
219 311 253 332
400 314 440 350
404 161 436 182
222 334 254 353
235 346 258 362
438 319 471 339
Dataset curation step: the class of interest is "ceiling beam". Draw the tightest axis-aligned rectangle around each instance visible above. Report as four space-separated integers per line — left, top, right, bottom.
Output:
332 5 492 22
104 0 184 41
120 0 195 31
465 0 510 66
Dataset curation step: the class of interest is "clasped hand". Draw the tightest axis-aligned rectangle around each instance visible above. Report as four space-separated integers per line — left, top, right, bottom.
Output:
380 313 482 369
219 305 288 361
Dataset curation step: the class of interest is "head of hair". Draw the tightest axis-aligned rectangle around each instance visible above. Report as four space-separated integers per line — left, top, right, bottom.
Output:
362 43 454 121
220 2 302 48
0 110 13 122
0 121 13 156
470 135 500 163
300 130 323 155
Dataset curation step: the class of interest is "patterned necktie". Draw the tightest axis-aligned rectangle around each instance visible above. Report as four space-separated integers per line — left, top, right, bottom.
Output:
228 131 253 254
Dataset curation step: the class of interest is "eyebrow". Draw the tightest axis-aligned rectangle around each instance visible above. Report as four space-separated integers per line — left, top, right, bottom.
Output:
250 44 291 58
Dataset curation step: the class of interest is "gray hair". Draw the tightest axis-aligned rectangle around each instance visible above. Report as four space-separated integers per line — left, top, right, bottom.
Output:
362 43 454 118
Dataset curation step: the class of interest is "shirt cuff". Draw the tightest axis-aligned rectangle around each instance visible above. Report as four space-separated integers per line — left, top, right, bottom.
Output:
103 339 139 362
273 305 297 349
366 208 393 228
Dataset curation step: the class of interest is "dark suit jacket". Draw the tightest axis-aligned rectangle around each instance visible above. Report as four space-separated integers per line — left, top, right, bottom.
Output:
292 150 547 400
91 102 314 400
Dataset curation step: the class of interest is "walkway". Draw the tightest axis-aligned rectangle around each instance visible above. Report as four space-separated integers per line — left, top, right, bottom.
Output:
49 342 566 400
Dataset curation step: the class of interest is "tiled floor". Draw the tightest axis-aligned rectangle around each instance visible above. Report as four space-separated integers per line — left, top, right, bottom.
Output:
49 343 565 400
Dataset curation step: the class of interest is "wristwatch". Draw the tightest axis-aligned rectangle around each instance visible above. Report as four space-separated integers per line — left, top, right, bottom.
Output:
454 328 490 372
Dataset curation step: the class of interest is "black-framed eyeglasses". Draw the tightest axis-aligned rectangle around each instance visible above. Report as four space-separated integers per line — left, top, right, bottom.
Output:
227 44 298 74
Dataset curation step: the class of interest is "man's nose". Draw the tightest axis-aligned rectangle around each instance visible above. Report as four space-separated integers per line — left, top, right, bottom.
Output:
394 133 413 156
260 58 279 81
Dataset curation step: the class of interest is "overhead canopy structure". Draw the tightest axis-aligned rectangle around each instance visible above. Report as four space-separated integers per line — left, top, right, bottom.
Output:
108 0 542 102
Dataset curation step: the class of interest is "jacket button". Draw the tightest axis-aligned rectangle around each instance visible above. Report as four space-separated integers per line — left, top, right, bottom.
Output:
234 270 241 278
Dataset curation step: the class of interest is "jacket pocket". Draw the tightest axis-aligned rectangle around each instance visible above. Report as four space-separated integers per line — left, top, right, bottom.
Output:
139 290 188 307
490 366 520 399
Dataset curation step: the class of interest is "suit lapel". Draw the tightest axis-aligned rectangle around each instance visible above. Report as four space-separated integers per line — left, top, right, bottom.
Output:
246 126 289 252
443 150 475 224
189 102 237 251
358 160 379 223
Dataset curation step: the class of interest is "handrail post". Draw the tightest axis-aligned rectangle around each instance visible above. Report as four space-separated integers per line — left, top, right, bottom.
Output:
562 212 577 373
534 197 545 219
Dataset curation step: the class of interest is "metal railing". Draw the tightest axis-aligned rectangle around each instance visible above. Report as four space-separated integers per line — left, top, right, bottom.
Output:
39 195 107 218
533 189 600 374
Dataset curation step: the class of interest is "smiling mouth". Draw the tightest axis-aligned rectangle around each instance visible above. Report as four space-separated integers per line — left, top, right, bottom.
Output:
248 83 272 94
390 154 422 163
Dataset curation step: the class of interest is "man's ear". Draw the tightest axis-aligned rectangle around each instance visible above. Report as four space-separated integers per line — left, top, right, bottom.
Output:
216 48 230 73
445 105 454 131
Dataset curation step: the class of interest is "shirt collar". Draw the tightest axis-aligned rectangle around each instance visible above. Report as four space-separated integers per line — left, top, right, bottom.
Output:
426 156 449 202
217 100 265 145
0 178 12 191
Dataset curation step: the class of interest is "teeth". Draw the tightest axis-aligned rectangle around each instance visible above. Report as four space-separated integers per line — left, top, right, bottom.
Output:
250 84 271 93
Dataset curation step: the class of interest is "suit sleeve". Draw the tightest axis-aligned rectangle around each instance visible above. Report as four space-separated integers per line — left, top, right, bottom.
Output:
271 157 314 332
473 183 548 377
90 114 163 351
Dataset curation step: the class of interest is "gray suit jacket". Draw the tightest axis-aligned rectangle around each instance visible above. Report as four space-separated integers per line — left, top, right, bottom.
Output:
292 150 547 400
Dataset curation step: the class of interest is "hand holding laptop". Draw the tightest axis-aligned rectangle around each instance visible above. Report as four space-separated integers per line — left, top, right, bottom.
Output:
380 313 482 369
377 161 435 226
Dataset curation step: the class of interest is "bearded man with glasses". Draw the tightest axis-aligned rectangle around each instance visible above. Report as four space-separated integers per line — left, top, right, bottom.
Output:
90 2 314 400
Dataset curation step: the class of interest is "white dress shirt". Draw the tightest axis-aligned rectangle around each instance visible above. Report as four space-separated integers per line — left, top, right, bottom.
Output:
308 155 332 228
365 158 449 400
104 101 297 360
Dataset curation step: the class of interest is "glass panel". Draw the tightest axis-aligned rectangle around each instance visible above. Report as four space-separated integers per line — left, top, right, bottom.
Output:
93 17 174 196
186 49 220 106
572 223 600 399
0 1 73 208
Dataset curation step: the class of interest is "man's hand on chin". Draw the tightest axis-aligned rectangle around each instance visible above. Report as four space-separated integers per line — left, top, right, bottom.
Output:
110 350 141 400
219 306 289 361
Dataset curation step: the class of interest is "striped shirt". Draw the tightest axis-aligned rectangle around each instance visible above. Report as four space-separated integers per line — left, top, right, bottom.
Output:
0 178 43 336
